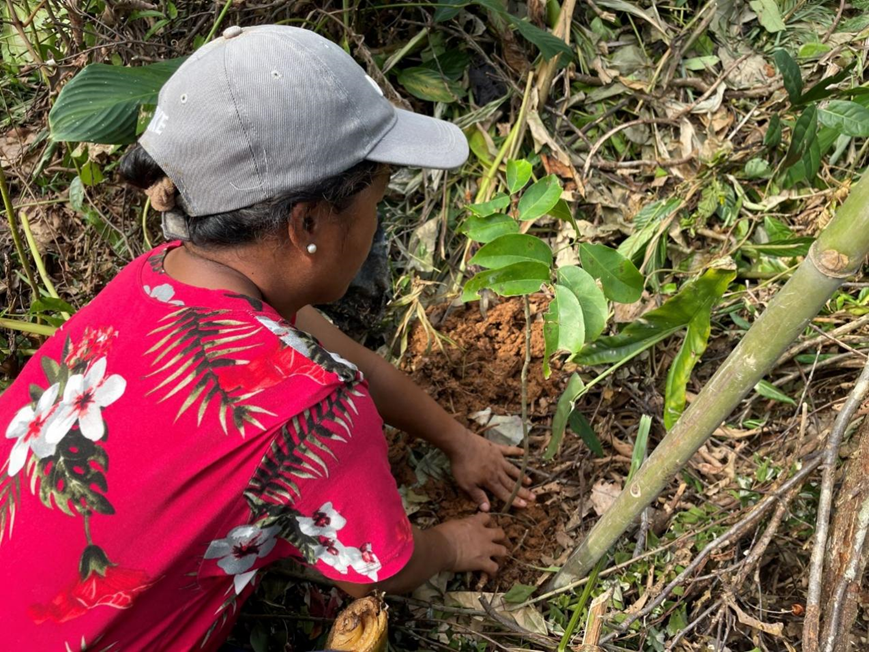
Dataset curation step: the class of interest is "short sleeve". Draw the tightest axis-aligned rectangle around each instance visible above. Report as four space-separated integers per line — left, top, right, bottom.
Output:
245 381 414 585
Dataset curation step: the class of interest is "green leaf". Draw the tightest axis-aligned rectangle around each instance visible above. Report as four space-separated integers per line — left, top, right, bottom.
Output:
434 0 467 21
569 411 604 457
576 267 735 366
461 213 519 243
628 415 652 481
618 197 681 262
79 161 104 186
783 105 817 169
798 42 831 59
800 62 855 104
557 266 608 342
578 243 644 303
749 0 786 33
69 176 85 212
50 58 186 144
774 50 802 104
461 262 549 302
744 158 772 179
754 379 796 405
511 16 573 61
741 237 814 257
506 159 532 194
764 114 782 149
552 284 585 353
545 373 585 460
664 305 713 429
517 174 561 221
397 67 465 103
469 194 510 217
764 216 793 241
503 583 537 603
804 135 822 182
469 234 553 269
468 129 495 167
818 100 869 137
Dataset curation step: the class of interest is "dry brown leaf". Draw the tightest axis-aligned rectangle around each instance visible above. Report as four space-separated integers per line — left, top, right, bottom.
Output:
590 479 622 516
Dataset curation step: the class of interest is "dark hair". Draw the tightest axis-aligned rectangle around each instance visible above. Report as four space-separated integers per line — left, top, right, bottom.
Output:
119 145 384 248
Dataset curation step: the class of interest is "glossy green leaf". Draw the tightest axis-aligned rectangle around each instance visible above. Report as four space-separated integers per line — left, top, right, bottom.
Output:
568 410 604 457
469 194 511 217
397 67 465 103
818 100 869 137
434 0 466 22
517 174 561 221
469 234 553 269
50 58 186 144
800 62 855 104
749 0 786 33
506 159 532 193
575 267 735 366
461 213 519 243
557 266 608 342
764 114 782 149
69 176 85 212
578 243 644 303
755 380 796 405
468 129 495 167
512 17 573 60
461 262 550 302
545 373 585 460
774 49 802 104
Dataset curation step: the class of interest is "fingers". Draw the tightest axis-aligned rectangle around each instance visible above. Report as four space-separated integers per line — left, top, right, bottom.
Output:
502 461 534 486
472 512 492 525
499 445 525 457
469 487 491 513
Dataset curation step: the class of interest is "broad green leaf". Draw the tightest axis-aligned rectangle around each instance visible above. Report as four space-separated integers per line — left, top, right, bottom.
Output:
744 158 772 179
798 42 831 59
468 129 495 167
576 267 735 366
506 159 532 193
818 100 869 137
421 49 471 81
782 125 838 187
764 114 782 149
804 135 822 181
740 237 813 257
750 0 786 33
50 58 186 144
543 298 559 379
461 262 549 302
683 55 719 71
553 284 585 353
774 50 802 104
764 216 793 241
503 583 537 603
557 266 608 342
517 174 561 221
664 306 712 429
461 213 519 243
783 105 817 169
80 161 104 186
434 0 466 21
397 67 465 103
469 194 510 217
545 373 585 460
578 243 644 303
511 16 573 60
469 234 553 269
755 380 796 405
568 410 604 457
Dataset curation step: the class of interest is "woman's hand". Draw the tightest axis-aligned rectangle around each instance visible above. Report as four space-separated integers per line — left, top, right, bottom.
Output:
447 429 536 512
435 513 508 575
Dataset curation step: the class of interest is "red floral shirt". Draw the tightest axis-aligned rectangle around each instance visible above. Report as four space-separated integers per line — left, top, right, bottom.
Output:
0 243 413 651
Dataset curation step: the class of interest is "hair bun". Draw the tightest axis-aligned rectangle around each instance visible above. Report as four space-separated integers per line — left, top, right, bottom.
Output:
145 177 176 212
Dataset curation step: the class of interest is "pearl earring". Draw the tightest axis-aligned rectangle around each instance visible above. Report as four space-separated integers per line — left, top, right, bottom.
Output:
307 243 317 254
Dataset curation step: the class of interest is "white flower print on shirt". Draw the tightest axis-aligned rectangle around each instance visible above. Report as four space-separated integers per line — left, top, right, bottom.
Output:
5 383 61 476
48 357 126 443
312 537 356 574
349 543 382 581
144 283 184 306
205 524 280 594
297 502 346 539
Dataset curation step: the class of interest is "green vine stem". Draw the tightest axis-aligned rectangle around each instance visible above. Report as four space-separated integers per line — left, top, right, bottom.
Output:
549 172 869 590
0 167 39 296
0 318 56 337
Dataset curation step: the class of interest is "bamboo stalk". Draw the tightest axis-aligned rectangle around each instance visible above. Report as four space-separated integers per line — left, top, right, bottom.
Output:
549 174 869 590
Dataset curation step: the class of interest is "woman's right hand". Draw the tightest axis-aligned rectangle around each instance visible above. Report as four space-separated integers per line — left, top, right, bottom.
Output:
435 513 509 575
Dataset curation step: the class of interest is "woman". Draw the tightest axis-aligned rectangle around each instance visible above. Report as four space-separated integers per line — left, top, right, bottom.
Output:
0 24 535 650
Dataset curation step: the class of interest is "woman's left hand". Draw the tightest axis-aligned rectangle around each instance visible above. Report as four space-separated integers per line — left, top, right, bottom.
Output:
447 430 536 512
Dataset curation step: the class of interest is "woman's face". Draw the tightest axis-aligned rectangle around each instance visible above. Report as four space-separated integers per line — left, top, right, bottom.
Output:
310 169 391 303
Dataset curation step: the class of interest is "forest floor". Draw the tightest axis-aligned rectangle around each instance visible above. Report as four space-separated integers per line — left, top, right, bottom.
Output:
5 0 869 650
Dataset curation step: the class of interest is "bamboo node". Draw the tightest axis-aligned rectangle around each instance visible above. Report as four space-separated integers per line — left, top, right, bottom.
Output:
809 243 855 279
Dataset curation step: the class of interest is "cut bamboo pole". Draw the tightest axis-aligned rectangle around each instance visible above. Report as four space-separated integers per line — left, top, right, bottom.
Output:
550 174 869 590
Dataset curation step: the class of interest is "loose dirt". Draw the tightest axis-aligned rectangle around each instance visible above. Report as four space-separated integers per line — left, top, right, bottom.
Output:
396 296 570 588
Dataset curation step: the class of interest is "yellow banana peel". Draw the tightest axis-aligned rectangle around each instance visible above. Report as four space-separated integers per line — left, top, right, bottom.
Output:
326 596 388 652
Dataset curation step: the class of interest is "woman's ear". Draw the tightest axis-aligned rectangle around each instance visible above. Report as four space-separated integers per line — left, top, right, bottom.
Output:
287 202 316 252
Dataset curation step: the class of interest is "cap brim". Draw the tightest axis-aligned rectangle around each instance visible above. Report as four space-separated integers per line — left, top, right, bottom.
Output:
365 109 469 170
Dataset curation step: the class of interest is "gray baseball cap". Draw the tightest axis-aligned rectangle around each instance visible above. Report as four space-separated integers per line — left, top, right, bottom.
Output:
139 25 469 217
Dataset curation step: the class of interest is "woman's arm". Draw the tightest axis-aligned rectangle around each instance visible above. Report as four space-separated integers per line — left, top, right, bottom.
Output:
295 306 535 510
335 514 507 598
